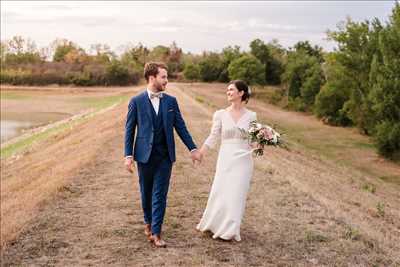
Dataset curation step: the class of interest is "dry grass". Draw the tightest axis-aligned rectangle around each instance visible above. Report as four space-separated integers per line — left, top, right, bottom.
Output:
1 83 399 266
0 86 141 249
1 85 134 121
178 82 400 261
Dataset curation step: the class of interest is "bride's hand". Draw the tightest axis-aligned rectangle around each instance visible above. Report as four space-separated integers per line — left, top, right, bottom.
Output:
250 143 263 152
250 142 258 149
198 146 208 163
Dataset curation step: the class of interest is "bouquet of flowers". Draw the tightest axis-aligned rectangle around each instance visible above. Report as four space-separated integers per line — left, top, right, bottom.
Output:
240 121 285 156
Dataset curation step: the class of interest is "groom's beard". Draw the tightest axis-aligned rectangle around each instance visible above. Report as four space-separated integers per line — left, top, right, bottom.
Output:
155 82 167 92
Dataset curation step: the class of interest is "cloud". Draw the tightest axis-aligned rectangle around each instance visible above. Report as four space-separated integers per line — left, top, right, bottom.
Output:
1 1 394 53
247 18 300 31
29 3 77 11
2 11 117 28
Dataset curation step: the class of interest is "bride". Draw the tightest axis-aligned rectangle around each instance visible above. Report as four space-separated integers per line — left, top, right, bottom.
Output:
196 80 257 241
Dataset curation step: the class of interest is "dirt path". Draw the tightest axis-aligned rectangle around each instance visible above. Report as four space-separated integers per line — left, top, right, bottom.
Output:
1 85 399 266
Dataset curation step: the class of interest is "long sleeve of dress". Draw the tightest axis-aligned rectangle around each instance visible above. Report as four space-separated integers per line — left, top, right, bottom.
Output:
252 111 257 122
204 110 222 149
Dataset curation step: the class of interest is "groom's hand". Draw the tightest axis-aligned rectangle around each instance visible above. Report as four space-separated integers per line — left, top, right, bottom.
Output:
190 150 203 165
124 157 134 173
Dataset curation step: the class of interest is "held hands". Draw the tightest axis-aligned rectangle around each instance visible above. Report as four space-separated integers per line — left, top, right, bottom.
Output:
190 146 208 166
190 149 203 165
125 150 204 171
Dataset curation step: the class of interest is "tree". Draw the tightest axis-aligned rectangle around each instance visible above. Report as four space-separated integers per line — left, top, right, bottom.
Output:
265 39 286 85
250 39 270 65
368 2 400 158
1 41 8 66
64 48 89 64
250 39 270 85
167 41 184 75
7 36 36 54
218 45 242 82
89 43 115 63
250 38 284 85
120 43 147 73
105 59 131 85
198 52 223 82
293 41 324 63
183 64 200 81
228 54 265 85
315 2 399 159
314 53 352 125
2 36 42 65
148 45 169 62
282 49 324 110
327 18 383 133
301 63 325 106
53 40 80 62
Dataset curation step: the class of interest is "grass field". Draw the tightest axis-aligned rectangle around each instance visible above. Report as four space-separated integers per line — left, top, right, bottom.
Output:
1 86 132 158
1 83 399 266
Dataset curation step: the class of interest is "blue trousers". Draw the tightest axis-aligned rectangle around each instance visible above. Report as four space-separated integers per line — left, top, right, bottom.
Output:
137 152 172 235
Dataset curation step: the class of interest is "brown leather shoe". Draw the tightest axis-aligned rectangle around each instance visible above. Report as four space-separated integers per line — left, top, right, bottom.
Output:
144 224 152 240
150 234 167 248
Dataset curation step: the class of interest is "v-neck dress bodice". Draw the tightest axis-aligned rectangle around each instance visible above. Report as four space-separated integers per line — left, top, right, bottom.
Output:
204 109 256 146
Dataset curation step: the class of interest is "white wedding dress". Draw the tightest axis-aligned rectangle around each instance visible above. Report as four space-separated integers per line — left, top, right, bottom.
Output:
196 108 257 241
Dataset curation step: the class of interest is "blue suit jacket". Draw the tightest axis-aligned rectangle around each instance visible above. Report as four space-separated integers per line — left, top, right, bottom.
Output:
124 90 197 163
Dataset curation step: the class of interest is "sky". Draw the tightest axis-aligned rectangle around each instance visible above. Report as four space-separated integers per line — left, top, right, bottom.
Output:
1 1 395 54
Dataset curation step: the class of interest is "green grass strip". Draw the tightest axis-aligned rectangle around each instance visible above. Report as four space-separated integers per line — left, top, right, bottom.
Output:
1 95 129 159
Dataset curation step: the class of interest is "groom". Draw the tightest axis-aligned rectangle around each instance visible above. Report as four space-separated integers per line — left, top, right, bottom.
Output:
124 62 202 247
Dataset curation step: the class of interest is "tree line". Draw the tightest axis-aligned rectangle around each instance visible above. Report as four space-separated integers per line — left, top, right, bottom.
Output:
1 2 398 159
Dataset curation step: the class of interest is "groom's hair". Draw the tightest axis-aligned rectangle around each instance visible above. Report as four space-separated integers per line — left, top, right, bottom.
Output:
144 62 168 82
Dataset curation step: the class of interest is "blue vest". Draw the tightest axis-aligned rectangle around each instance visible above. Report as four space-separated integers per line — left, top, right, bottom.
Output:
149 99 168 158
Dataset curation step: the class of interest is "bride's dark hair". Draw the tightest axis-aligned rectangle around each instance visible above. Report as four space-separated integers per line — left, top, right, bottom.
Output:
229 80 250 103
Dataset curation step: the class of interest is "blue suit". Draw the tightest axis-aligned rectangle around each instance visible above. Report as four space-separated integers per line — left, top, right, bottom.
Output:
124 90 196 235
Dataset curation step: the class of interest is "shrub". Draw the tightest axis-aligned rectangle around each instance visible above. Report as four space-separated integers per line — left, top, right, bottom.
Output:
105 60 131 85
374 121 400 160
228 54 265 85
183 64 200 81
198 53 223 82
314 83 352 126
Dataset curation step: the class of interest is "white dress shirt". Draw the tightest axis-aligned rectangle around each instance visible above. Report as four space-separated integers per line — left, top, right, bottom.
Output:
147 89 160 115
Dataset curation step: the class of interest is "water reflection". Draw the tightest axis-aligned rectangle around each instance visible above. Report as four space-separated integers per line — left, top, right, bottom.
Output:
1 112 71 143
1 120 33 143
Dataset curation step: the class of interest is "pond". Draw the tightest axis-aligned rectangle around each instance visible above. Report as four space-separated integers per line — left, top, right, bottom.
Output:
1 112 71 143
